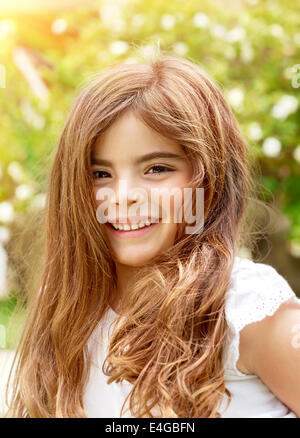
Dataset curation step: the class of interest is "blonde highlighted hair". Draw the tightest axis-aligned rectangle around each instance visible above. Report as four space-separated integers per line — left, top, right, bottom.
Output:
6 53 257 417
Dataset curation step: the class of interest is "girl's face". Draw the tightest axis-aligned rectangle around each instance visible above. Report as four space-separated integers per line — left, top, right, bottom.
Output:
91 110 193 267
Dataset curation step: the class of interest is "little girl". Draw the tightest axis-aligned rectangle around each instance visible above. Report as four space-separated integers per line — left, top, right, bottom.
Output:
5 53 300 418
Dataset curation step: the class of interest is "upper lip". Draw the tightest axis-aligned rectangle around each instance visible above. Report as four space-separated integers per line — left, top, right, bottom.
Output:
108 217 160 225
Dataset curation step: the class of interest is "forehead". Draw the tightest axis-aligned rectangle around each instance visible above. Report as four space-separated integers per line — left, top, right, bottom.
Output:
92 111 184 157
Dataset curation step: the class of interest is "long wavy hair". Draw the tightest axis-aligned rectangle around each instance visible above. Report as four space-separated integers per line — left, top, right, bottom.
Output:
5 53 257 417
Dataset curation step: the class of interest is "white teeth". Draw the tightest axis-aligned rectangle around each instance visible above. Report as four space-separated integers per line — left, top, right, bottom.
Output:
111 221 155 231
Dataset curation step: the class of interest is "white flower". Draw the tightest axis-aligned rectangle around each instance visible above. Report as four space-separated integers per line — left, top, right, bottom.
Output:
99 3 117 22
240 41 254 63
283 66 295 80
226 27 246 43
15 184 34 200
29 193 46 210
271 95 298 120
193 13 210 28
211 24 227 39
248 122 263 141
173 42 188 56
227 88 244 109
51 18 67 35
0 19 16 39
293 145 300 163
99 4 126 32
160 14 176 30
269 24 284 38
262 137 281 157
7 161 24 183
0 201 14 223
20 99 45 130
109 41 129 55
294 33 300 46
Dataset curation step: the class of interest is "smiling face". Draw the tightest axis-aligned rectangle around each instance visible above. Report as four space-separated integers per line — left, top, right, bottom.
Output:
91 110 193 267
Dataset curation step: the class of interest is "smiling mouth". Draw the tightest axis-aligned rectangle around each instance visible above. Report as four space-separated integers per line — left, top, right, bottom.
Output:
105 221 159 238
110 221 156 230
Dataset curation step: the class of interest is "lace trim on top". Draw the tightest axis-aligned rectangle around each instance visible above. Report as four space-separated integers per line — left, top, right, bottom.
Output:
224 257 299 378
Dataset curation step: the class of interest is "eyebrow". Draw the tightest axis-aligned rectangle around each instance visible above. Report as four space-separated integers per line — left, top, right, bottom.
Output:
91 152 185 166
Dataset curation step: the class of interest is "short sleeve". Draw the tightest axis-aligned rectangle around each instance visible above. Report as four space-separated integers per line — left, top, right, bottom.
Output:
223 256 300 379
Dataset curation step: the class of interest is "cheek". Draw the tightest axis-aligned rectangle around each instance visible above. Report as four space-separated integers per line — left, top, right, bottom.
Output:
158 180 189 223
94 187 111 221
93 186 99 208
94 186 103 204
158 221 178 252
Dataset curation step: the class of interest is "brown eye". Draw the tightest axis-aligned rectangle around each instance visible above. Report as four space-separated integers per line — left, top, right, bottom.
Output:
146 165 174 175
93 170 111 179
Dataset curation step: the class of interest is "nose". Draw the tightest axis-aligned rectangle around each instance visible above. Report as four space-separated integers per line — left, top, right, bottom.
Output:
113 179 141 206
96 178 148 224
111 179 152 222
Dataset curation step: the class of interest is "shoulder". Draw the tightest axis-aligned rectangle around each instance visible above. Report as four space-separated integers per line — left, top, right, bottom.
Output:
223 256 300 375
227 257 300 415
240 291 300 416
225 256 299 332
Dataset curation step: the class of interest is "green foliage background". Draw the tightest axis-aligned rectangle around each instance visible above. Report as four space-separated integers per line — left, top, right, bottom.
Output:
0 0 299 311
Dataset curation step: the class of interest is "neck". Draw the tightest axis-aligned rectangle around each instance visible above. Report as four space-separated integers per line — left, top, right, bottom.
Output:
110 263 140 315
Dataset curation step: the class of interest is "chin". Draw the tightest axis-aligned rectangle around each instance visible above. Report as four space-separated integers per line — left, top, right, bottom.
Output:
115 253 158 267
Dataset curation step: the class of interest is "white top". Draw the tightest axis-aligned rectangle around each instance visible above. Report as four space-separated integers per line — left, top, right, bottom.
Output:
83 256 300 418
